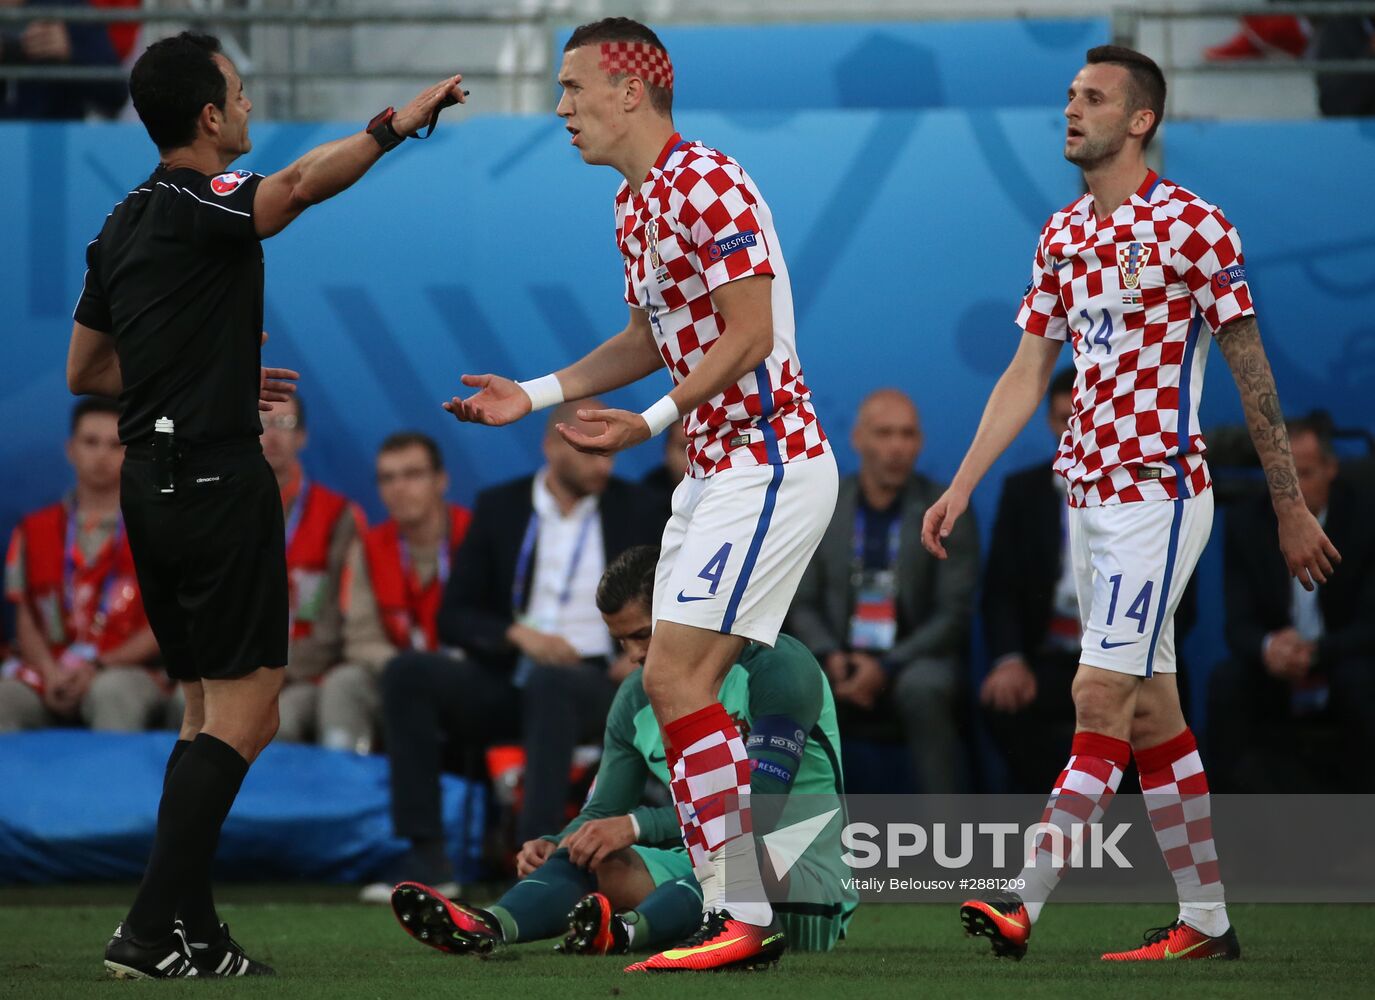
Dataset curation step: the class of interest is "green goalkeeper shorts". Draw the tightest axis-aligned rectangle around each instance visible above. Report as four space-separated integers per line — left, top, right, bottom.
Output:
631 845 695 888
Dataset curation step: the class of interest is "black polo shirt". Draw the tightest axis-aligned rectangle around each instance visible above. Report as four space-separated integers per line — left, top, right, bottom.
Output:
74 164 266 446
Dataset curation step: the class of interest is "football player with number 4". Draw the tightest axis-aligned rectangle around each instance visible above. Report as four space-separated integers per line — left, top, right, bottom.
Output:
922 46 1339 963
443 16 837 973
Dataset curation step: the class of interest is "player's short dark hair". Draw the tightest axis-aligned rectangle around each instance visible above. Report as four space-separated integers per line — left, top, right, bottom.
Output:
378 431 443 471
565 17 673 116
130 32 227 152
596 544 660 616
1085 45 1166 148
1287 413 1336 458
70 396 121 435
1048 367 1076 401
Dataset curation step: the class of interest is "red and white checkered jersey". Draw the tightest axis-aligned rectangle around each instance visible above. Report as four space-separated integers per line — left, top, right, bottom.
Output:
615 132 828 478
1017 170 1255 507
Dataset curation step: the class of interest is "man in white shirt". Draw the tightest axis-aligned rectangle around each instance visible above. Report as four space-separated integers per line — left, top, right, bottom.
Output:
364 403 662 899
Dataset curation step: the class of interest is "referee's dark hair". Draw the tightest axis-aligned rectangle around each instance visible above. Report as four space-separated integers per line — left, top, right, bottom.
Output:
70 396 121 435
378 431 443 471
596 544 660 616
1086 45 1166 148
130 32 227 151
565 17 673 116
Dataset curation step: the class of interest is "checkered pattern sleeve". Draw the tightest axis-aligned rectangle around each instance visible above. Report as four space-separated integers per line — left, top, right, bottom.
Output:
614 185 638 307
1170 203 1255 333
1015 228 1069 341
671 158 775 293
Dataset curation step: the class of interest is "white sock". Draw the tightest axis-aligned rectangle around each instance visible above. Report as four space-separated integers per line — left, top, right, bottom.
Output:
712 832 773 926
1179 902 1229 937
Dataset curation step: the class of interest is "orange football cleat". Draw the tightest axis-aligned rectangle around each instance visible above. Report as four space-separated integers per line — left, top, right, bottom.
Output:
390 881 501 956
1101 919 1241 961
625 910 785 972
960 892 1031 960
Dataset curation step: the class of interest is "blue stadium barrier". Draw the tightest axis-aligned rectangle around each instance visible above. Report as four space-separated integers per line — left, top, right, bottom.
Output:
0 731 484 884
556 19 1111 110
2 112 1372 744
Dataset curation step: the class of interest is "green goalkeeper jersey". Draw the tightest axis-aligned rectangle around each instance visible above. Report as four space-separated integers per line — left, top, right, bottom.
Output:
551 633 856 919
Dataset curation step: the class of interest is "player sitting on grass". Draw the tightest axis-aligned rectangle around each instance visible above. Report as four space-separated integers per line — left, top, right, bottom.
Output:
391 545 855 969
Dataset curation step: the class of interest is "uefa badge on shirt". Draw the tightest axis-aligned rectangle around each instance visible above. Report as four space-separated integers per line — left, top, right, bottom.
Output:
848 569 899 652
1118 242 1151 305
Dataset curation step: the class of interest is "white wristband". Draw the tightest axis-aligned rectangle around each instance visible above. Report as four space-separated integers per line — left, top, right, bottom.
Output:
517 374 564 412
639 395 680 437
628 812 642 842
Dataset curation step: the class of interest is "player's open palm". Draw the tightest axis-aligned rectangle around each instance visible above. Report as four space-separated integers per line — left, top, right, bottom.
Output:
557 407 648 456
1277 506 1341 591
443 373 531 426
921 489 968 559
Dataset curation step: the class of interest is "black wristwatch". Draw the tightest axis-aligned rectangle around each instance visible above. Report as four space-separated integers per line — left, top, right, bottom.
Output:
367 107 404 152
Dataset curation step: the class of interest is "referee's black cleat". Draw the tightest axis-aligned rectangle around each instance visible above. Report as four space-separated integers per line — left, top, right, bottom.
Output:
103 921 199 979
182 920 276 976
961 891 1031 960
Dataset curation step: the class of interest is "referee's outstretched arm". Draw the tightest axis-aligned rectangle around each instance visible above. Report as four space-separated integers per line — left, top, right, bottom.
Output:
252 73 465 239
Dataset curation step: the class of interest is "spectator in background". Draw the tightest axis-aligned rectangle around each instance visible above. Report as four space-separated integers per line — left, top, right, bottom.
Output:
338 432 472 753
364 403 660 900
1 397 162 730
1204 7 1375 117
258 393 364 743
978 369 1080 793
639 420 687 523
1210 417 1375 792
0 0 126 119
788 388 978 793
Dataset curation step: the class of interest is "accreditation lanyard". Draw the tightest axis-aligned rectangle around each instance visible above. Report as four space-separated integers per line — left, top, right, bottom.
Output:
398 530 451 649
62 509 124 643
511 510 597 617
848 505 901 652
283 473 308 550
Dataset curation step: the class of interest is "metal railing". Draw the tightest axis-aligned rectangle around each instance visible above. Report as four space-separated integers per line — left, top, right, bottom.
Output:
2 1 1372 119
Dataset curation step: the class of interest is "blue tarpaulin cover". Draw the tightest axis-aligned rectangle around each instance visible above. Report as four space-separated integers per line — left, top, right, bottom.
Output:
0 731 484 884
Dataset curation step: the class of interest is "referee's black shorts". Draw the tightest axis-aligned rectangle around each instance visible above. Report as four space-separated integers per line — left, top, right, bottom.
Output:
120 439 288 682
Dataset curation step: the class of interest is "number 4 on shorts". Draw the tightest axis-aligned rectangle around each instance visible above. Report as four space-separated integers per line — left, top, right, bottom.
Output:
698 543 733 596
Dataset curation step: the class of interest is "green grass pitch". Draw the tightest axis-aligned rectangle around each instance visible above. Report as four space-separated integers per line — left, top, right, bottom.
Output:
2 885 1370 999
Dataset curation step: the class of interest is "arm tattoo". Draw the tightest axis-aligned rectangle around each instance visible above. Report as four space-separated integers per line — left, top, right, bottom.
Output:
1213 315 1301 505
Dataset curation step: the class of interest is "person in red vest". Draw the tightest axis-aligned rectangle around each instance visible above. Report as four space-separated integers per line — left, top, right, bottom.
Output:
1 397 161 730
169 392 368 746
339 432 472 752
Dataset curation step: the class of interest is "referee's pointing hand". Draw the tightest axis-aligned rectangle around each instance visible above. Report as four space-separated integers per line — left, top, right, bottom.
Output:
392 74 467 137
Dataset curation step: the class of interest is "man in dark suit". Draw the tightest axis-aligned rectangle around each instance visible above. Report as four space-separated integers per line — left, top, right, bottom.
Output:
978 369 1080 793
788 388 979 793
1209 417 1375 792
365 402 662 898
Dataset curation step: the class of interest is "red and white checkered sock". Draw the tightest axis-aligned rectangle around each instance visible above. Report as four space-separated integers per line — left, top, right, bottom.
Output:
1019 731 1131 923
1136 728 1229 937
663 702 772 925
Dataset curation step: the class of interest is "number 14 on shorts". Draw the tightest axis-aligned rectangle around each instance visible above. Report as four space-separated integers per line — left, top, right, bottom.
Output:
1100 573 1153 648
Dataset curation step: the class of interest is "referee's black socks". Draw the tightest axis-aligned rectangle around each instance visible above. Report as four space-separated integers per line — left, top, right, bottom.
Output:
126 733 249 944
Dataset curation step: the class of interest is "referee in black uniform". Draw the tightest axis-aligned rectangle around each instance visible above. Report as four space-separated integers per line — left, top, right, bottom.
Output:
65 32 465 979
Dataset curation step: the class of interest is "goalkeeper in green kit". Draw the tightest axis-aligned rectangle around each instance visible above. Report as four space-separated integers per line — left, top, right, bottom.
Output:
391 546 855 963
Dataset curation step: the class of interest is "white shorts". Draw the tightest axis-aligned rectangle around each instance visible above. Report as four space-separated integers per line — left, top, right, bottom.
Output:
653 451 838 647
1070 488 1213 677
